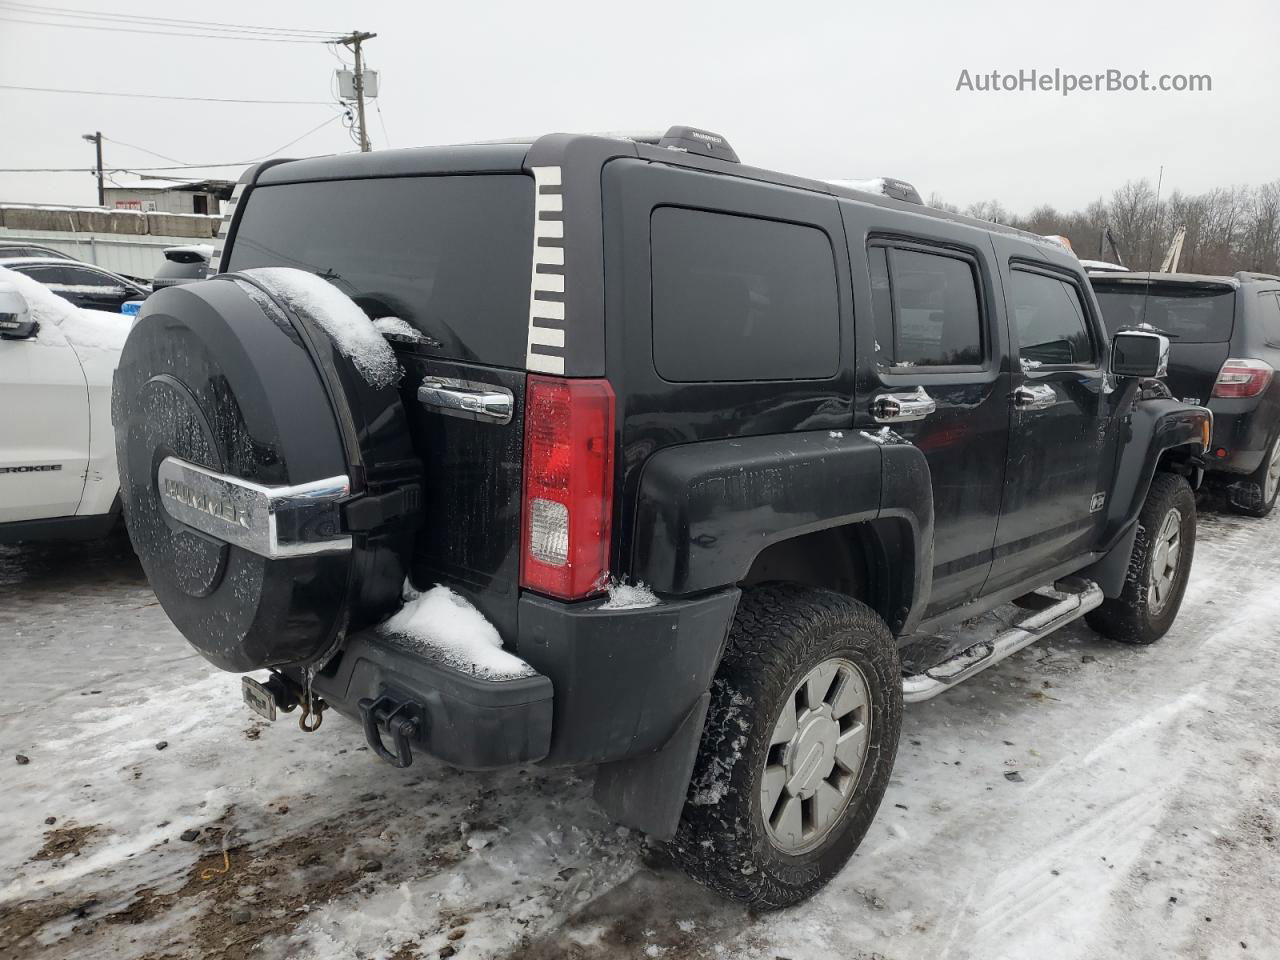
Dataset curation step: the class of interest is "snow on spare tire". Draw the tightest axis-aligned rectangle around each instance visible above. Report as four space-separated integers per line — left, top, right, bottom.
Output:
241 267 401 388
112 266 418 674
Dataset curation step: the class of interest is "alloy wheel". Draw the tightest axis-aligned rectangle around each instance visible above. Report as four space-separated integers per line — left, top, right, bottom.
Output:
760 657 872 854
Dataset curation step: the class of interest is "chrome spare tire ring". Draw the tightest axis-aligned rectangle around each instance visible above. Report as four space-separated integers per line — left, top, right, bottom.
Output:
760 657 872 855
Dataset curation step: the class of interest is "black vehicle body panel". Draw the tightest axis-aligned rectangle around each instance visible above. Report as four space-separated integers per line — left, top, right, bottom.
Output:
1091 271 1280 476
839 198 1014 617
630 432 932 635
145 133 1213 839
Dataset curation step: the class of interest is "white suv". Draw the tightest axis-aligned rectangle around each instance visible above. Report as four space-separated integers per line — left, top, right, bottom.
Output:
0 268 131 543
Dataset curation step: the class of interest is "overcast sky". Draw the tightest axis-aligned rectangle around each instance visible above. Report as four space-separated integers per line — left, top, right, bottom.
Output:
1 0 1276 214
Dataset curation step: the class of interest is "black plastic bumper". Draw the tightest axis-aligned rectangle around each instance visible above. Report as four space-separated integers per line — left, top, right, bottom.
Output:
309 630 554 770
516 588 741 766
306 586 740 772
1206 400 1271 475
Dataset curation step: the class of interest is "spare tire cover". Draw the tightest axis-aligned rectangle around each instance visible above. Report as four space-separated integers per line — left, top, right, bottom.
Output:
113 274 415 672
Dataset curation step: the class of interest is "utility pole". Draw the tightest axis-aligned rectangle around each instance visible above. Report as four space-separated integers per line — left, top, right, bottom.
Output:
340 31 377 152
82 131 104 206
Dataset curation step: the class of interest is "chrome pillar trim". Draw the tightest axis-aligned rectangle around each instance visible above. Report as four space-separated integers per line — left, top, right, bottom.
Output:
157 456 352 559
902 580 1104 703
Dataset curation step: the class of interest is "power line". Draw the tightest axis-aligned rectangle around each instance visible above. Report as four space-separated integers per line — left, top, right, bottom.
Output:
0 83 334 106
102 136 187 166
0 115 347 174
249 113 345 161
0 1 343 38
0 14 338 43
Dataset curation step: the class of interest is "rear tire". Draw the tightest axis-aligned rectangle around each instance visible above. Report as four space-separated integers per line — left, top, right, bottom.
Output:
1086 473 1196 645
1224 433 1280 518
671 585 901 909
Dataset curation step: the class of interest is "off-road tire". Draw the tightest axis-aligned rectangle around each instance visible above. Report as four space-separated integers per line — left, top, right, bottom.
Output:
1224 433 1280 518
671 584 901 909
1086 473 1196 644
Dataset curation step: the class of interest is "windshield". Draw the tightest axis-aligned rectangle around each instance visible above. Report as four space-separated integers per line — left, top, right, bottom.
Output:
226 174 535 368
1093 283 1236 343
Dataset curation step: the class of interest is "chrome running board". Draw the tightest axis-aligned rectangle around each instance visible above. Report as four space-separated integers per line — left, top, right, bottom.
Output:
901 578 1104 703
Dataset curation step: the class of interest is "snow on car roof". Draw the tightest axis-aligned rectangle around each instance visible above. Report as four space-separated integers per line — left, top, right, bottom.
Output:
0 265 131 351
0 256 61 266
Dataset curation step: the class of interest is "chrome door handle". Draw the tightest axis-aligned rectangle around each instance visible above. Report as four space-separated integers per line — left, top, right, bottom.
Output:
871 386 937 423
1012 383 1057 411
418 377 514 424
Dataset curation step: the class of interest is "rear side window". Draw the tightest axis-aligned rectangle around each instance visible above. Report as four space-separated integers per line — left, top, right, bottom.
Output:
1008 269 1094 366
1255 291 1280 341
650 207 840 382
226 175 535 368
1092 282 1236 343
870 245 984 368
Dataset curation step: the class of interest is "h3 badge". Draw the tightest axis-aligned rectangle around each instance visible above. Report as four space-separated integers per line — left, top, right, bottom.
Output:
1090 492 1107 513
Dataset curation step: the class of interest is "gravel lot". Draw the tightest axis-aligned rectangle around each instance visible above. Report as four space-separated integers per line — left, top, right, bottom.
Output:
2 500 1278 960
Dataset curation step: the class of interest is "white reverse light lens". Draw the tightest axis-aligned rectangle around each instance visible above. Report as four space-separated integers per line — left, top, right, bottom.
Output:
528 497 569 567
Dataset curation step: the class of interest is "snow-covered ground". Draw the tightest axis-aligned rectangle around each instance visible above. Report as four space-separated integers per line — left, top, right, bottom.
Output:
2 502 1277 960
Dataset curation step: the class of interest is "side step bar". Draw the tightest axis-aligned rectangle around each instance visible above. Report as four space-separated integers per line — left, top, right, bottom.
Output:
902 579 1104 703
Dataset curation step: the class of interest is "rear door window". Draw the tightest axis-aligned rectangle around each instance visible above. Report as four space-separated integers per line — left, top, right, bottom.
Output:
649 206 840 382
1008 269 1096 366
226 175 536 368
869 245 984 368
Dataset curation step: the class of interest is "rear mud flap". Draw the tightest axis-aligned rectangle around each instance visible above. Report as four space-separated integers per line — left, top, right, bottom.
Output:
593 692 712 840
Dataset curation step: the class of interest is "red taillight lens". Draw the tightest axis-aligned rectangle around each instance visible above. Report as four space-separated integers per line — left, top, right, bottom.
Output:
520 375 616 600
1211 359 1274 399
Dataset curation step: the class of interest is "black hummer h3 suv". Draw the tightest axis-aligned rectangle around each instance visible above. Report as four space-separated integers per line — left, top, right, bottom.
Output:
113 127 1211 908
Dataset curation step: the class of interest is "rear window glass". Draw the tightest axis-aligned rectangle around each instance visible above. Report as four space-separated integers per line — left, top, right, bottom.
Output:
650 207 840 382
1092 283 1236 343
226 175 535 367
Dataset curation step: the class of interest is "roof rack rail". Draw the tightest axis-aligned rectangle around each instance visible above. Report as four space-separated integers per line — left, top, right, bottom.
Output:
1234 270 1280 282
591 127 739 163
826 177 924 205
655 126 739 163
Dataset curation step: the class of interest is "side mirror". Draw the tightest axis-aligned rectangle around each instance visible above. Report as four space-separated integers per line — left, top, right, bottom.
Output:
0 282 37 339
1110 329 1170 379
0 317 39 340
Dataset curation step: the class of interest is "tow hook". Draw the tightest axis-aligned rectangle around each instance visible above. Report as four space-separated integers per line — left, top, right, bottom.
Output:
358 696 421 768
298 694 327 733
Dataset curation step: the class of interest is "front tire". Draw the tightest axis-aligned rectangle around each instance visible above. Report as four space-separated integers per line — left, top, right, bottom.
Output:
1086 473 1196 644
671 585 901 909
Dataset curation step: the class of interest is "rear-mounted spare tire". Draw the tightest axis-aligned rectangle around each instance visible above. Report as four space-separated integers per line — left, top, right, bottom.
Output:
112 271 422 673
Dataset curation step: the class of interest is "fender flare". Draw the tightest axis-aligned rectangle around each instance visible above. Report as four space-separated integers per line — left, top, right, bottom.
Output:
1085 396 1209 597
630 430 934 634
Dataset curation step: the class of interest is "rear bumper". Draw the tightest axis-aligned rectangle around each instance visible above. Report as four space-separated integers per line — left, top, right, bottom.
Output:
307 586 740 770
1205 399 1273 475
309 632 554 769
517 588 740 765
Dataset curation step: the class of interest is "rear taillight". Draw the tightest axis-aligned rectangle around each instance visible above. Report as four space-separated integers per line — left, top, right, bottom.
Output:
520 375 616 600
1211 359 1274 399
